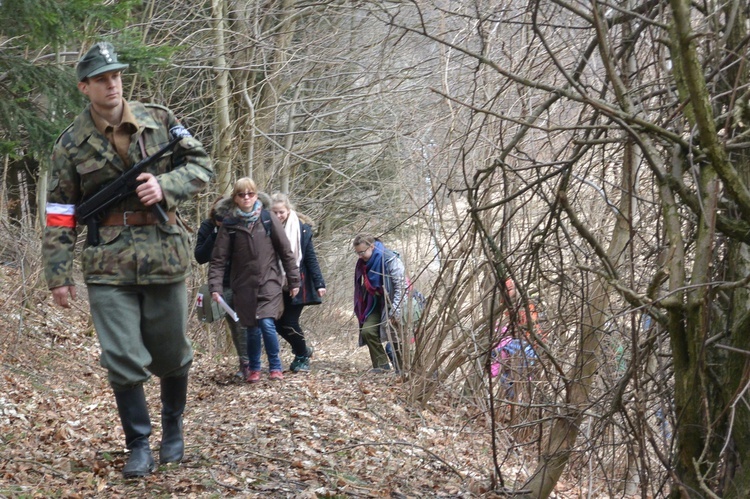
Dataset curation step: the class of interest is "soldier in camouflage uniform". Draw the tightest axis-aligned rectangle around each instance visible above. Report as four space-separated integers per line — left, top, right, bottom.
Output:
42 42 213 478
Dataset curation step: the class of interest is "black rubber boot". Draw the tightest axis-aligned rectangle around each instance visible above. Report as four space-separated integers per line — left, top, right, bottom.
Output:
159 374 188 464
113 385 155 478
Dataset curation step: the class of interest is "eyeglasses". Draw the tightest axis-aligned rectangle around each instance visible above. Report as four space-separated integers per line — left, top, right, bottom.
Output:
235 191 256 199
355 245 371 256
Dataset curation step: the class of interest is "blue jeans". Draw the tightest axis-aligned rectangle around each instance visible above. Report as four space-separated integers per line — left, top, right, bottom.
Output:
246 317 282 372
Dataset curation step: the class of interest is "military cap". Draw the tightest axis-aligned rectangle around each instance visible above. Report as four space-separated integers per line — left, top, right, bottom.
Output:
76 42 129 81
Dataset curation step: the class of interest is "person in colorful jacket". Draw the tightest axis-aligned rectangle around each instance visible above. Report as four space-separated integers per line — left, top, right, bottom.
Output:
208 178 300 383
270 193 326 373
352 234 407 372
42 42 213 478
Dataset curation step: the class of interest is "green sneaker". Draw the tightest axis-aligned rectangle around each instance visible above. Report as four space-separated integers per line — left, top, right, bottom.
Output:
295 356 311 372
290 352 312 373
289 355 304 372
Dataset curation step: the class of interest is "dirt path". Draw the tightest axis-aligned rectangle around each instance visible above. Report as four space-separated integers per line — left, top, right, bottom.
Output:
1 290 497 498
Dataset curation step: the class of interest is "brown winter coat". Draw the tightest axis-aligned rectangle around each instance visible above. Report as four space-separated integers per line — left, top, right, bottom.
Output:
207 210 300 327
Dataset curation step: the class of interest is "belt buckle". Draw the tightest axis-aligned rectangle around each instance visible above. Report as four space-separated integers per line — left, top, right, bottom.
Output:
122 211 134 226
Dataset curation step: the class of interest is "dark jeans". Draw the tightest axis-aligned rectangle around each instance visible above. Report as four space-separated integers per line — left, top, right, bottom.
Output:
276 294 308 357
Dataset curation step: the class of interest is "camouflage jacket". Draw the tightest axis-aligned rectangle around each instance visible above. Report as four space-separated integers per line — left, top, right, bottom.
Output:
42 101 213 288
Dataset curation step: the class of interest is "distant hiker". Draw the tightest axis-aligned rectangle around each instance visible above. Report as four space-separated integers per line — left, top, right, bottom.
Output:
207 178 300 383
195 196 249 378
490 278 542 398
501 278 544 342
353 234 408 373
42 41 212 478
270 193 326 373
490 326 537 399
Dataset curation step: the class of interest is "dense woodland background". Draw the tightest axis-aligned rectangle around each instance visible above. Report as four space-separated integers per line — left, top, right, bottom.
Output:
3 0 750 497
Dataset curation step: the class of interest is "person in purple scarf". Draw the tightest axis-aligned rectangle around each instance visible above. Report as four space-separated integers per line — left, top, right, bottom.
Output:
353 234 407 372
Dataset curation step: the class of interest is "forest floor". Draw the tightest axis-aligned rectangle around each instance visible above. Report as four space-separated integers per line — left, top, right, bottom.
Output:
0 263 585 498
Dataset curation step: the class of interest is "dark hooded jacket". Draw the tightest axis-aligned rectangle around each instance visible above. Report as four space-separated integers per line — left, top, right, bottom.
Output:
195 198 233 288
291 221 326 306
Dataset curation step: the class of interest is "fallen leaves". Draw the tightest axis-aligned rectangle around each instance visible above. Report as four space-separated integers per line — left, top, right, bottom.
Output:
0 263 578 497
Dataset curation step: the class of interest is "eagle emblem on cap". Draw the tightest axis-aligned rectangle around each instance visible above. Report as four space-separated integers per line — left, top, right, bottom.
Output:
97 42 113 63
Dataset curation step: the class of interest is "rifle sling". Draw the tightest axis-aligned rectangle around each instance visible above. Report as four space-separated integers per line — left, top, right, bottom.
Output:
100 210 176 226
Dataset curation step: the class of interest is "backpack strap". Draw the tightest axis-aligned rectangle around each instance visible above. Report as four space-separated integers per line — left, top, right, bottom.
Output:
260 209 272 236
224 212 269 261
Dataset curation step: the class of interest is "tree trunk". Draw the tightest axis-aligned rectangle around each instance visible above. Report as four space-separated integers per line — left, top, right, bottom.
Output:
212 0 233 194
667 0 750 495
523 148 634 496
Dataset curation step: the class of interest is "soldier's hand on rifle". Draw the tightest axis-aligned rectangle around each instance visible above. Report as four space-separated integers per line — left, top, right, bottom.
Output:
135 172 164 207
51 285 76 308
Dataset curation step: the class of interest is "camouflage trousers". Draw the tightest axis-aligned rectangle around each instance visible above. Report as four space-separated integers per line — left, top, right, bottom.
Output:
88 281 193 391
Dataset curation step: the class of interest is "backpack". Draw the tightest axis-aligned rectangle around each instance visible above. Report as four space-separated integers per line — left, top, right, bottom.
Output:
388 248 427 325
410 288 427 323
259 209 273 236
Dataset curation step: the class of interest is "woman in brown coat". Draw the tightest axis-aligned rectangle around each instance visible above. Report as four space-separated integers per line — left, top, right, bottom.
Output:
208 178 300 382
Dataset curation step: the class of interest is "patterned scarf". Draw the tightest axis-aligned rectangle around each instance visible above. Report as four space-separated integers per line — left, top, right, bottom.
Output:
234 200 262 227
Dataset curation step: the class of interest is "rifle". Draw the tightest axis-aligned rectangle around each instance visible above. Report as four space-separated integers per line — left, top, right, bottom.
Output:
76 126 191 246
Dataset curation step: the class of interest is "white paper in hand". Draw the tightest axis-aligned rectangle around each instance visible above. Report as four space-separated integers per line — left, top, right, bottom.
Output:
217 296 239 322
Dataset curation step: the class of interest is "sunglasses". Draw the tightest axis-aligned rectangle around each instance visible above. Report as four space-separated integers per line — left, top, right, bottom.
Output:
235 191 256 199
